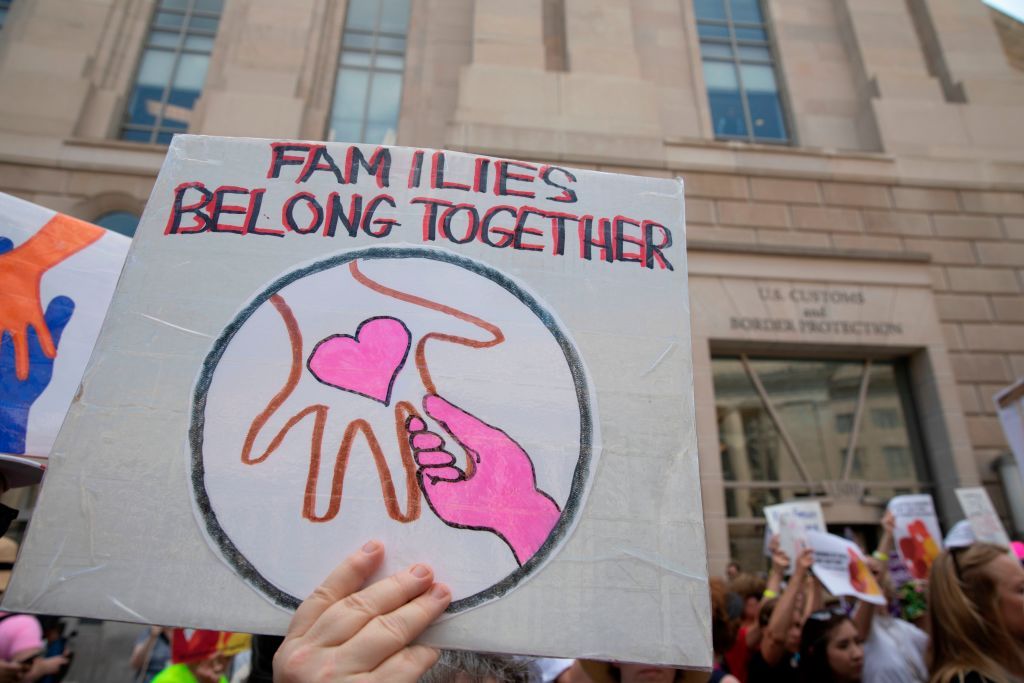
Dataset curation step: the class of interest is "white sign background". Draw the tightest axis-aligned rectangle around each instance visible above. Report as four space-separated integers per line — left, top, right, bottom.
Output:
764 501 826 571
6 136 708 668
956 487 1011 547
806 531 886 606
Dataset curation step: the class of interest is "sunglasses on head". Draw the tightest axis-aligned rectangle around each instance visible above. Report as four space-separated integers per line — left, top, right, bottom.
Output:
807 607 848 622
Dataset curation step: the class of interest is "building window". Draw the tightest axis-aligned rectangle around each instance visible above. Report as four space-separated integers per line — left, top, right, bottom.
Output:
120 0 223 145
95 211 141 237
327 0 410 144
694 0 789 143
0 0 13 30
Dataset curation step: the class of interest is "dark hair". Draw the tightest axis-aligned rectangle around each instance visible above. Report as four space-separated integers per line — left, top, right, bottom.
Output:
710 577 738 655
798 610 852 683
757 597 778 628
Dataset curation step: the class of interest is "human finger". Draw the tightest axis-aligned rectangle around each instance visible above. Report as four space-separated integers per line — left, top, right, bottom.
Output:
11 329 29 381
369 644 441 682
419 466 463 483
412 432 444 450
342 583 451 671
414 450 456 467
423 395 503 455
304 563 436 646
287 541 385 638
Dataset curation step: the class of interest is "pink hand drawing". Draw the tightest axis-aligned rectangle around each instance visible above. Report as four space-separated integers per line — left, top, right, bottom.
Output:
406 394 561 566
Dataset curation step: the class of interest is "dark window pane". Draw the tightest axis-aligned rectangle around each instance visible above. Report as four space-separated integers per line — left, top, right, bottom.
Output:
124 85 164 126
343 30 375 50
95 211 140 237
345 0 378 32
694 0 727 21
154 11 185 29
184 34 214 52
341 50 372 67
697 22 730 38
188 14 219 32
705 61 747 138
741 64 787 140
156 131 175 145
735 26 767 41
380 0 410 33
148 30 181 48
376 34 406 52
738 45 771 62
700 41 733 59
729 0 763 24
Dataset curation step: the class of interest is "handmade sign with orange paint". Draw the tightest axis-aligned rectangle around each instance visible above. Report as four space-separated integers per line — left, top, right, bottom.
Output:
6 136 706 669
0 193 128 472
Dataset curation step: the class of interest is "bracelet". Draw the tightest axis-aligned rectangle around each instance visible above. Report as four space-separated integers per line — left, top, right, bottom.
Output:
762 589 778 599
872 551 889 562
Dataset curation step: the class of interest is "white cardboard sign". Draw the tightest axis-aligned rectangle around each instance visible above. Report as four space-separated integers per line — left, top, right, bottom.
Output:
0 193 128 462
955 487 1011 547
806 531 886 606
764 501 826 570
5 136 708 668
887 494 942 580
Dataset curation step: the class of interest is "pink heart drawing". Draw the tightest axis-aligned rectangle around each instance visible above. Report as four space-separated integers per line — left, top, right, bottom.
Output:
306 316 412 405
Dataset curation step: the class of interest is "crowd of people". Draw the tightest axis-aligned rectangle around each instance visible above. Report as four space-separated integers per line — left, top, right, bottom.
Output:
2 511 1023 683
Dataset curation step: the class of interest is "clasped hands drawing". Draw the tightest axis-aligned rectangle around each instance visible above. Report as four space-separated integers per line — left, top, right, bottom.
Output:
0 217 104 454
244 260 560 566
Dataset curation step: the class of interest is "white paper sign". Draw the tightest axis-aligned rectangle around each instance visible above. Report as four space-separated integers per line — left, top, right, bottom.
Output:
888 494 942 580
956 487 1011 547
995 379 1024 482
0 193 128 462
806 531 886 606
5 136 708 668
764 501 826 569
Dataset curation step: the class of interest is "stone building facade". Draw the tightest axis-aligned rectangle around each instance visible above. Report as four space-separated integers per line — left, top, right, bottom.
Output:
1 0 1023 581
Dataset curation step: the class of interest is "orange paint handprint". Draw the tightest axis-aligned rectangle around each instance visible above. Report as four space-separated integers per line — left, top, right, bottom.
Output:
0 214 103 380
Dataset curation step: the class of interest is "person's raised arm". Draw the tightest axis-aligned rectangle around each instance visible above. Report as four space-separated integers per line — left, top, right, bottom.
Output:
273 540 451 683
761 548 812 666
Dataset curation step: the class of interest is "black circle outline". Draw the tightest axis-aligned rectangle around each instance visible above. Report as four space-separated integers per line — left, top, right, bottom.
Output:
189 245 594 613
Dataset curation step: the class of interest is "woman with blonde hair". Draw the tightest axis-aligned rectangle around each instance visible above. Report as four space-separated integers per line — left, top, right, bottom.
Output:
928 542 1024 683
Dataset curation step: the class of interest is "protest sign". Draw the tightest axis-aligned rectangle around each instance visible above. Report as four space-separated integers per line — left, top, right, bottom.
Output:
5 137 708 667
995 379 1024 481
0 193 128 481
805 531 886 606
956 487 1011 546
944 519 976 548
764 501 826 570
887 494 942 580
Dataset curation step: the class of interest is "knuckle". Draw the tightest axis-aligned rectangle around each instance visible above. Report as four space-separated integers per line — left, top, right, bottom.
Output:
341 591 378 617
376 612 412 645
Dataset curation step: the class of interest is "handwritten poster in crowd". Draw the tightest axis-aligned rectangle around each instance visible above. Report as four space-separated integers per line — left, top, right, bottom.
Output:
956 487 1011 547
5 136 708 668
806 531 886 606
764 501 826 571
0 194 128 478
888 494 943 580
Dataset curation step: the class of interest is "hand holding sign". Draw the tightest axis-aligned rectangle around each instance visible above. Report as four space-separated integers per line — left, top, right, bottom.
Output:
407 395 562 566
274 541 450 683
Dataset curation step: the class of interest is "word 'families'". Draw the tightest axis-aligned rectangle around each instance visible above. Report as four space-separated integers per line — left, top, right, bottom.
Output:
162 142 675 271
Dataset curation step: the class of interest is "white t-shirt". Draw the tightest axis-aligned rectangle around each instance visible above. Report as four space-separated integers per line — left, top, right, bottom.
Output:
862 614 929 683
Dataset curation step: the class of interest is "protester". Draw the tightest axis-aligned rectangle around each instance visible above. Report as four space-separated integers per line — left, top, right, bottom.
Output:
130 627 172 683
726 562 741 582
747 547 811 682
710 578 740 683
420 651 535 683
723 572 764 682
798 609 864 682
928 543 1024 683
854 512 928 683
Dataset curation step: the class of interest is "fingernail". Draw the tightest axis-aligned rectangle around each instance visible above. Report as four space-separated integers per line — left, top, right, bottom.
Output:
362 540 380 553
410 564 430 578
430 583 450 600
